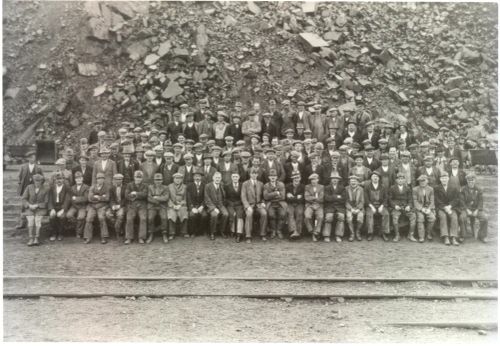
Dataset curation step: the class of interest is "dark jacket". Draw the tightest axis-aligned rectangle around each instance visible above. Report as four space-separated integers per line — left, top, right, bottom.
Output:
224 182 243 207
434 183 461 210
72 165 93 187
109 184 127 207
48 183 72 212
388 184 414 209
125 182 148 209
70 184 89 209
461 185 483 211
324 183 346 213
18 163 43 196
186 181 206 209
285 183 305 205
204 182 226 212
364 183 388 208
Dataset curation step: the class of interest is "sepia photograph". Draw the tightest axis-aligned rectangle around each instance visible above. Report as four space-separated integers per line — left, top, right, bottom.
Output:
1 0 498 342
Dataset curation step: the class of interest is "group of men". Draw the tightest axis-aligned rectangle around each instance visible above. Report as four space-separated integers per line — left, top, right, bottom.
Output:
18 99 491 246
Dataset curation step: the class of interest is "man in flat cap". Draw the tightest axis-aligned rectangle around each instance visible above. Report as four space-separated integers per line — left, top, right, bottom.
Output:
263 169 287 239
412 175 436 242
167 172 189 239
84 172 111 244
178 153 196 185
22 174 49 246
124 170 149 244
72 154 93 187
396 150 417 187
304 173 324 242
284 151 306 184
323 171 346 242
166 111 183 143
261 148 285 184
364 171 390 241
225 114 244 143
241 167 268 242
47 172 71 242
361 121 379 149
193 98 211 123
92 147 117 187
225 169 245 242
204 171 229 240
389 172 417 242
66 171 89 239
106 173 127 240
459 173 489 243
147 173 170 244
285 171 305 239
116 148 140 186
51 158 73 187
140 150 159 185
16 150 44 229
434 171 461 245
345 175 365 241
182 112 199 142
186 167 207 237
342 120 362 146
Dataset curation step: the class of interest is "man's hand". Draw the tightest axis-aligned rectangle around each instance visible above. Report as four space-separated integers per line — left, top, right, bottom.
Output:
473 210 479 217
286 193 293 199
395 205 401 211
50 209 56 217
370 205 376 213
296 194 302 199
192 208 198 214
213 208 220 216
56 209 64 218
378 205 384 213
72 196 76 201
246 206 253 214
404 206 411 212
197 206 204 213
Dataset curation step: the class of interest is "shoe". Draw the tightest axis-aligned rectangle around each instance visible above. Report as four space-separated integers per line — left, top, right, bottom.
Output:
15 223 26 230
221 233 228 239
312 234 318 242
418 238 425 243
57 235 63 241
393 235 400 242
146 234 154 244
427 233 433 241
184 234 190 238
367 234 373 241
381 234 389 242
270 232 276 239
458 237 465 243
480 237 489 243
33 237 39 246
451 237 459 246
443 237 450 246
101 238 107 244
168 236 174 240
290 232 300 239
277 232 283 239
348 235 354 242
335 236 342 243
76 234 82 239
49 236 56 241
124 239 131 245
324 237 330 243
355 232 362 241
27 238 34 247
138 239 145 244
261 236 267 241
246 238 252 244
407 235 417 242
84 239 91 244
162 234 169 243
236 235 241 243
210 234 215 240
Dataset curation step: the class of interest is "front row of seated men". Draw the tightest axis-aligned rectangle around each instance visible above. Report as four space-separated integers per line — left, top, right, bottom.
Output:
22 167 488 246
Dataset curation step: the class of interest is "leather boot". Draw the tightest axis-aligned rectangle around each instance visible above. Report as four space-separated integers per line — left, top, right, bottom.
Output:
347 222 354 241
146 233 154 244
355 223 362 241
27 226 34 246
180 220 187 238
33 227 41 245
162 233 169 243
168 220 176 239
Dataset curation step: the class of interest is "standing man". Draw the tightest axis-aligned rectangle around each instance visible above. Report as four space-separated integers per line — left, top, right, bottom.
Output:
364 171 390 241
204 171 229 240
84 172 110 244
92 147 117 187
460 173 489 243
323 172 346 243
21 174 49 246
124 171 149 244
16 150 43 229
66 171 89 239
147 173 170 244
263 169 287 239
413 175 436 242
434 171 461 246
304 173 324 242
389 172 417 242
72 154 93 187
241 168 267 242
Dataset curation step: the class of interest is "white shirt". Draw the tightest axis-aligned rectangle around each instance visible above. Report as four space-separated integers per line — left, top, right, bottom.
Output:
28 163 35 173
451 168 459 176
56 184 63 203
155 158 163 166
101 160 108 171
367 157 373 164
372 183 379 190
381 165 388 172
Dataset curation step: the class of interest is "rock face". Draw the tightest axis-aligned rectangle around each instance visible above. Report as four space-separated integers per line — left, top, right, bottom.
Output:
2 1 498 148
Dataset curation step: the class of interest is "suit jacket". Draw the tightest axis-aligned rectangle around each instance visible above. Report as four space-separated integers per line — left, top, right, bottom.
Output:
224 124 243 142
125 182 148 209
178 165 196 184
447 168 467 188
153 157 166 173
324 183 346 213
193 153 205 167
461 185 483 211
364 182 388 208
434 183 461 210
360 131 380 149
260 120 280 139
304 164 326 185
263 181 287 210
186 181 205 209
88 183 111 209
363 157 381 172
168 183 187 208
304 184 324 209
48 183 71 211
140 161 159 185
224 182 243 207
162 163 179 186
284 161 306 184
200 165 218 185
342 130 363 145
241 179 265 209
70 184 89 209
109 184 126 207
197 119 214 138
345 185 364 211
261 159 285 183
166 121 183 142
285 183 305 205
147 184 170 209
412 185 435 211
375 165 397 190
18 163 43 195
92 159 117 186
204 182 226 212
22 184 50 211
219 162 239 186
116 159 140 186
72 165 93 187
238 163 252 183
389 184 414 209
417 165 441 188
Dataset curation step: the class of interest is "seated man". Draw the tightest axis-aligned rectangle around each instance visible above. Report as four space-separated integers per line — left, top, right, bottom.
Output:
167 172 188 239
285 171 305 239
434 171 461 246
106 174 127 240
413 175 436 242
364 171 390 241
323 172 346 243
241 167 267 242
345 175 364 241
460 173 489 243
224 170 244 242
304 173 324 242
84 172 110 244
66 171 89 239
21 174 49 246
263 169 287 239
124 171 149 244
186 167 208 237
48 172 72 241
389 172 416 242
204 171 229 240
147 173 170 244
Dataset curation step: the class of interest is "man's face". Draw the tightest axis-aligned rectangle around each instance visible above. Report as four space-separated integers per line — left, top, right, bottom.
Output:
123 154 131 161
269 175 277 183
355 158 363 166
111 147 118 154
75 177 83 185
154 179 163 186
101 153 110 160
348 124 356 131
225 140 233 147
159 134 167 141
241 157 250 164
165 156 173 165
379 143 387 150
331 156 339 164
292 176 300 185
389 148 397 157
419 179 428 187
267 152 275 160
331 178 339 186
174 176 182 185
252 158 260 166
55 177 64 186
366 150 374 158
253 103 260 112
134 176 143 184
146 155 154 162
231 174 239 184
28 155 36 163
381 159 389 166
224 154 231 162
194 174 202 183
366 125 374 132
450 160 459 168
440 176 449 185
185 158 193 166
349 179 358 188
155 151 163 158
97 176 105 185
213 174 222 184
467 179 475 188
397 176 405 185
311 178 318 185
371 175 379 184
113 179 122 187
402 156 410 164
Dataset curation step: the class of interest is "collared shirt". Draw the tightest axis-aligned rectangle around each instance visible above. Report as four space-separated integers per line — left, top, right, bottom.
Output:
101 160 108 171
56 184 63 203
28 163 35 173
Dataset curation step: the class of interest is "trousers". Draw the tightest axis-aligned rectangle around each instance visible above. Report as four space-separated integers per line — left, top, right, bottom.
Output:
84 206 109 240
125 207 147 240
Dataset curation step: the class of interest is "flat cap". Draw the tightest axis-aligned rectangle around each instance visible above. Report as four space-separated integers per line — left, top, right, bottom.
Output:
96 172 105 179
154 173 163 180
417 175 428 181
268 169 278 177
173 172 183 179
113 174 124 180
308 173 319 180
33 174 44 182
183 153 194 160
99 147 111 154
55 158 66 165
144 150 155 157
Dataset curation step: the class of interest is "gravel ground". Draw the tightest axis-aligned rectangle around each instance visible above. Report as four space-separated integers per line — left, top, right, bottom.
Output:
3 297 497 342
